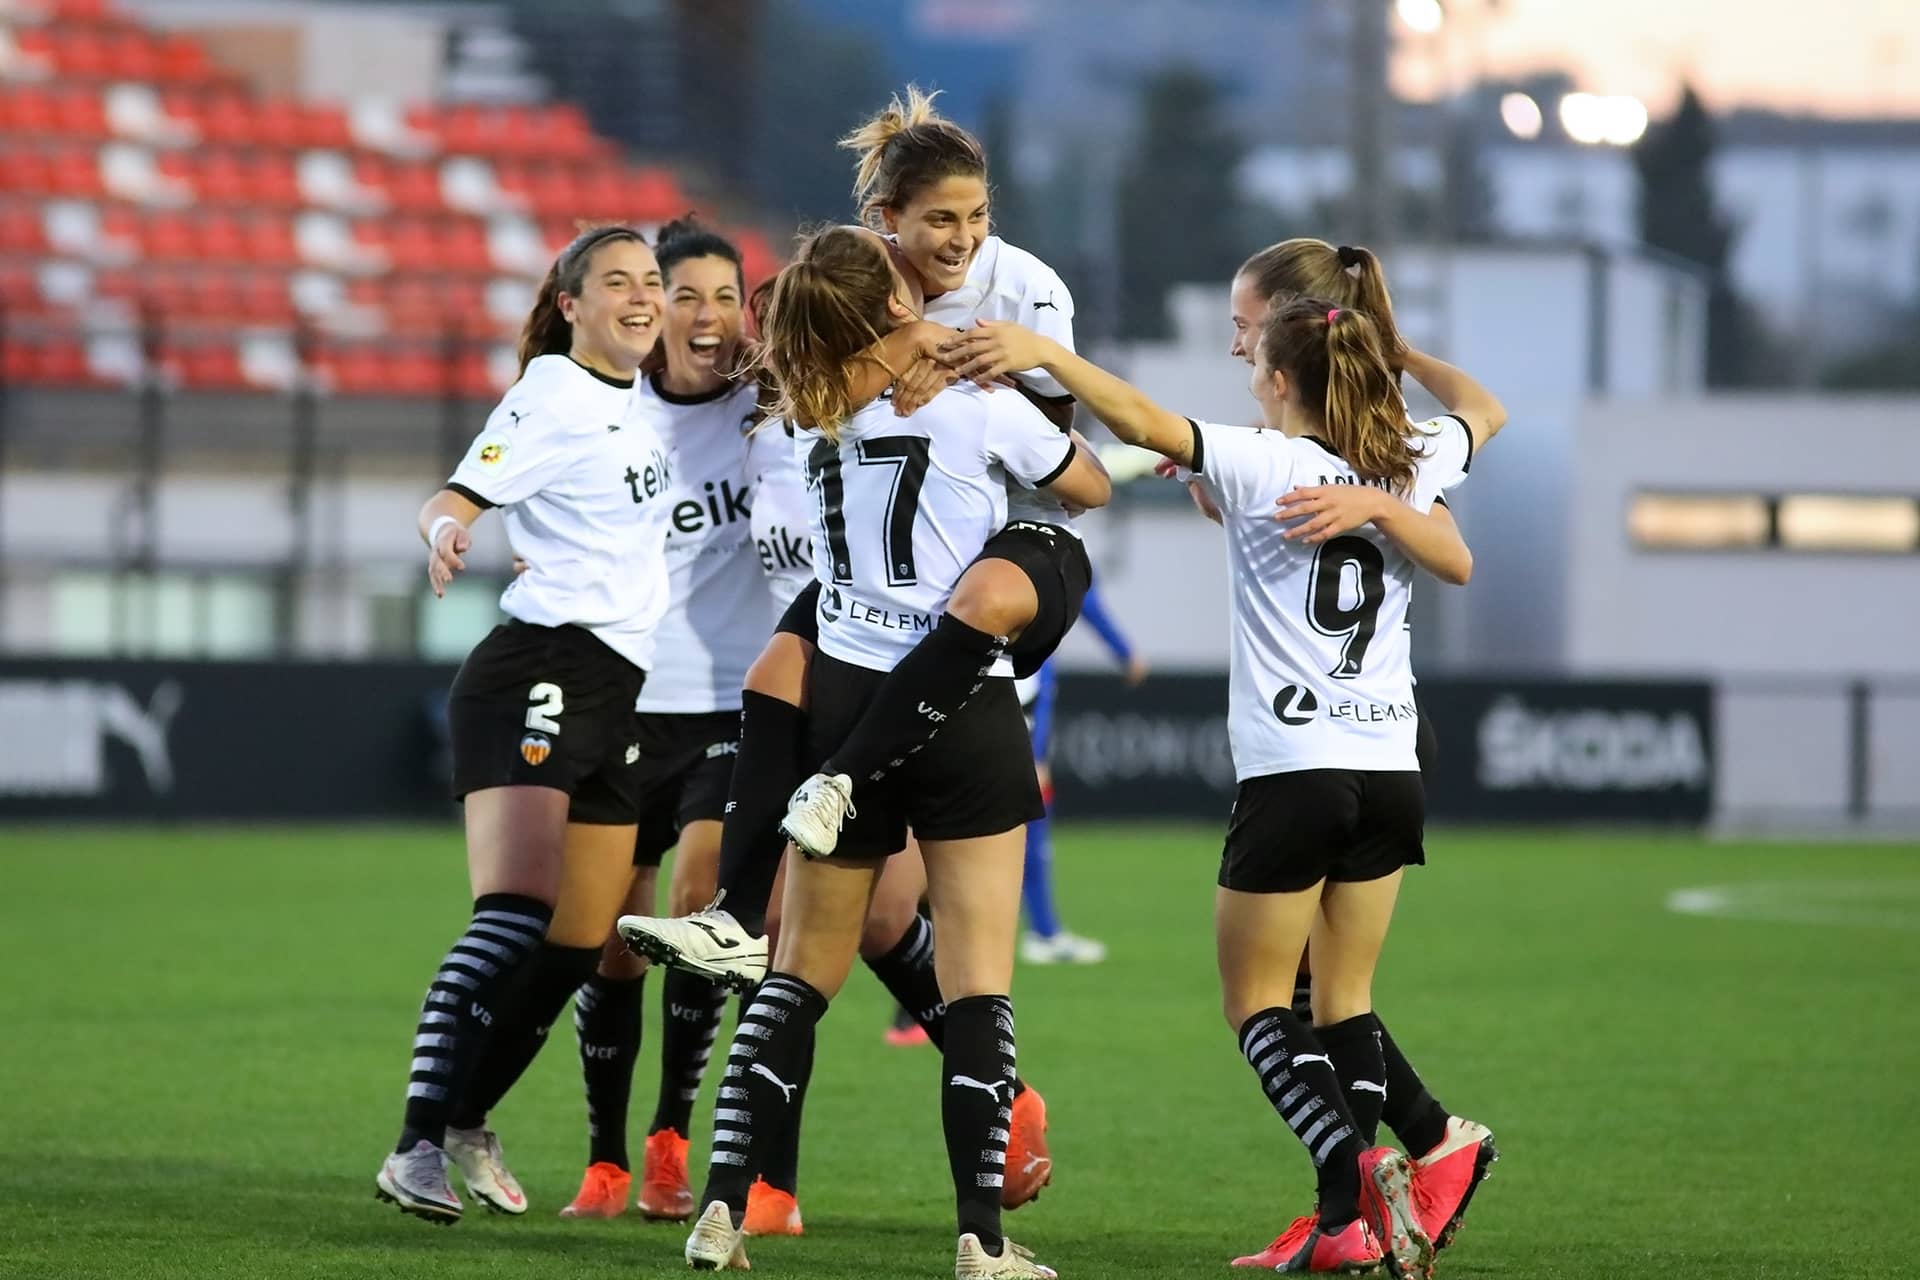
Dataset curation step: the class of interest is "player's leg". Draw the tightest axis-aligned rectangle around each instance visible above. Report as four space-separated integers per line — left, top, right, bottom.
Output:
559 867 655 1219
642 815 728 1222
445 819 639 1215
783 526 1091 858
684 854 880 1270
378 784 569 1222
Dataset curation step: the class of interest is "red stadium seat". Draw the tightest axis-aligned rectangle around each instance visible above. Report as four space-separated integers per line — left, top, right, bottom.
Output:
155 35 210 84
0 204 48 254
242 214 298 267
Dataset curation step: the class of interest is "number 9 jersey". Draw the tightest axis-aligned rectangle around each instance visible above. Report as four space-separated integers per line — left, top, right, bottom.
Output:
1189 414 1472 779
795 382 1077 675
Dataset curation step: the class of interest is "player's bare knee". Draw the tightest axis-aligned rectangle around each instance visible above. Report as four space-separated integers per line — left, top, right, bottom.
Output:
949 560 1039 638
744 633 811 701
859 900 915 959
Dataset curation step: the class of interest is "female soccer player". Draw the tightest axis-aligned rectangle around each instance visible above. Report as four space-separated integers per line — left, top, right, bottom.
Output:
1221 239 1500 1262
373 225 673 1224
680 225 1108 1279
938 298 1505 1278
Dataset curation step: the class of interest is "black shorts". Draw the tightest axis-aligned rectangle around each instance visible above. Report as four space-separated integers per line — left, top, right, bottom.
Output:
1218 769 1426 894
802 651 1043 859
630 709 739 866
978 522 1093 679
447 620 646 825
775 581 820 644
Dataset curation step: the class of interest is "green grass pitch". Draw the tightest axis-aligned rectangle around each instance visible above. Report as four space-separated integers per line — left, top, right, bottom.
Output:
3 824 1917 1279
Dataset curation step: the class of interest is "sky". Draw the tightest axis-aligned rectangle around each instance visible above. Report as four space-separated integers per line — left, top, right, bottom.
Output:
1389 0 1920 118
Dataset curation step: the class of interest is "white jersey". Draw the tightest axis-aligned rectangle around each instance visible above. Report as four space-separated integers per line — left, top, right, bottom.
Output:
747 420 815 607
447 355 673 671
797 382 1075 675
1190 414 1473 779
631 375 774 713
921 235 1078 530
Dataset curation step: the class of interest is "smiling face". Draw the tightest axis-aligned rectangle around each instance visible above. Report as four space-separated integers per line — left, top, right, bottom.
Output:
881 173 989 299
1229 271 1273 364
559 237 665 377
660 254 744 393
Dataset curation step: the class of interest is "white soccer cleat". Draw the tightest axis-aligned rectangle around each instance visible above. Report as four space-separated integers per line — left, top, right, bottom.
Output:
956 1233 1058 1278
685 1199 752 1270
1019 931 1108 966
445 1125 528 1215
617 904 769 993
780 772 855 859
375 1139 462 1223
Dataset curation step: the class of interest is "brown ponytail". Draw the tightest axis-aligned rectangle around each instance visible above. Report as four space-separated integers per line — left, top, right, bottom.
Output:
757 226 896 441
1236 238 1407 374
515 223 649 378
1259 297 1419 494
839 85 988 226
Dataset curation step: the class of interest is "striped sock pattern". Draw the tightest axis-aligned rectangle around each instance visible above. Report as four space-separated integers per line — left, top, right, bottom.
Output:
701 973 828 1224
941 994 1017 1254
649 968 729 1138
1239 1006 1365 1226
862 912 947 1049
397 893 550 1152
575 971 646 1170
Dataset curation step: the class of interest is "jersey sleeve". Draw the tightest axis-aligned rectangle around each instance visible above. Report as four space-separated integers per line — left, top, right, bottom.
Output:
1190 420 1294 517
446 396 577 508
1009 267 1076 400
985 388 1077 489
1406 413 1473 512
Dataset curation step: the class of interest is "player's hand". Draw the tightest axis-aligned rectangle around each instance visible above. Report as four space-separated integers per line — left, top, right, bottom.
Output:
939 319 1051 386
1274 484 1387 543
891 354 957 416
428 522 471 598
511 557 531 577
1153 458 1184 481
1188 480 1223 524
1124 655 1149 688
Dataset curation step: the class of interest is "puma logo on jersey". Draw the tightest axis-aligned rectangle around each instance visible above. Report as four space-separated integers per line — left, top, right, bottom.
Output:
750 1063 798 1102
507 409 527 427
949 1074 1011 1103
1033 292 1060 312
670 479 752 536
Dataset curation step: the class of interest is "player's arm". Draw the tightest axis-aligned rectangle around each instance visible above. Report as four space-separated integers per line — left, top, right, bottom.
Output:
1402 348 1506 454
1274 485 1472 585
941 321 1195 466
1078 581 1148 684
847 319 962 415
418 489 486 599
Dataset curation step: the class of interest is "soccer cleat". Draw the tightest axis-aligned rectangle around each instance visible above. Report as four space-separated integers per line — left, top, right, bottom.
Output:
1357 1146 1434 1280
444 1125 527 1215
1002 1084 1053 1209
374 1139 462 1223
558 1161 632 1219
1411 1116 1498 1250
638 1128 696 1221
780 772 855 859
955 1233 1058 1278
1231 1214 1384 1272
742 1177 804 1236
1019 931 1108 965
685 1199 752 1270
617 903 768 994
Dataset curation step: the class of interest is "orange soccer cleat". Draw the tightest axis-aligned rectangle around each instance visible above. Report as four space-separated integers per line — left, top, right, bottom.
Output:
1411 1116 1498 1250
638 1128 695 1222
742 1177 804 1236
558 1161 632 1219
1232 1214 1384 1272
1002 1083 1053 1209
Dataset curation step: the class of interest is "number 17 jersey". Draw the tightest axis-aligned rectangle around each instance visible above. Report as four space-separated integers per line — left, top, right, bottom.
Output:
795 383 1075 675
1191 415 1472 779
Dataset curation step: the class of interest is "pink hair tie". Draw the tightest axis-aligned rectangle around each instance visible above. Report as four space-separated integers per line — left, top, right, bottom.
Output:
1326 308 1341 324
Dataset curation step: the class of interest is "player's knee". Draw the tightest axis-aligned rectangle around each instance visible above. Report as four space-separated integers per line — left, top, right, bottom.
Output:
744 634 810 701
949 559 1039 638
858 898 916 960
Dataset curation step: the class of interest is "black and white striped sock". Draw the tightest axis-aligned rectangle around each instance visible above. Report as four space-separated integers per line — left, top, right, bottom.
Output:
396 892 550 1153
1318 1012 1388 1146
575 971 646 1170
450 942 598 1130
941 994 1017 1254
649 969 728 1138
701 973 827 1225
1239 1007 1366 1228
863 911 946 1048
